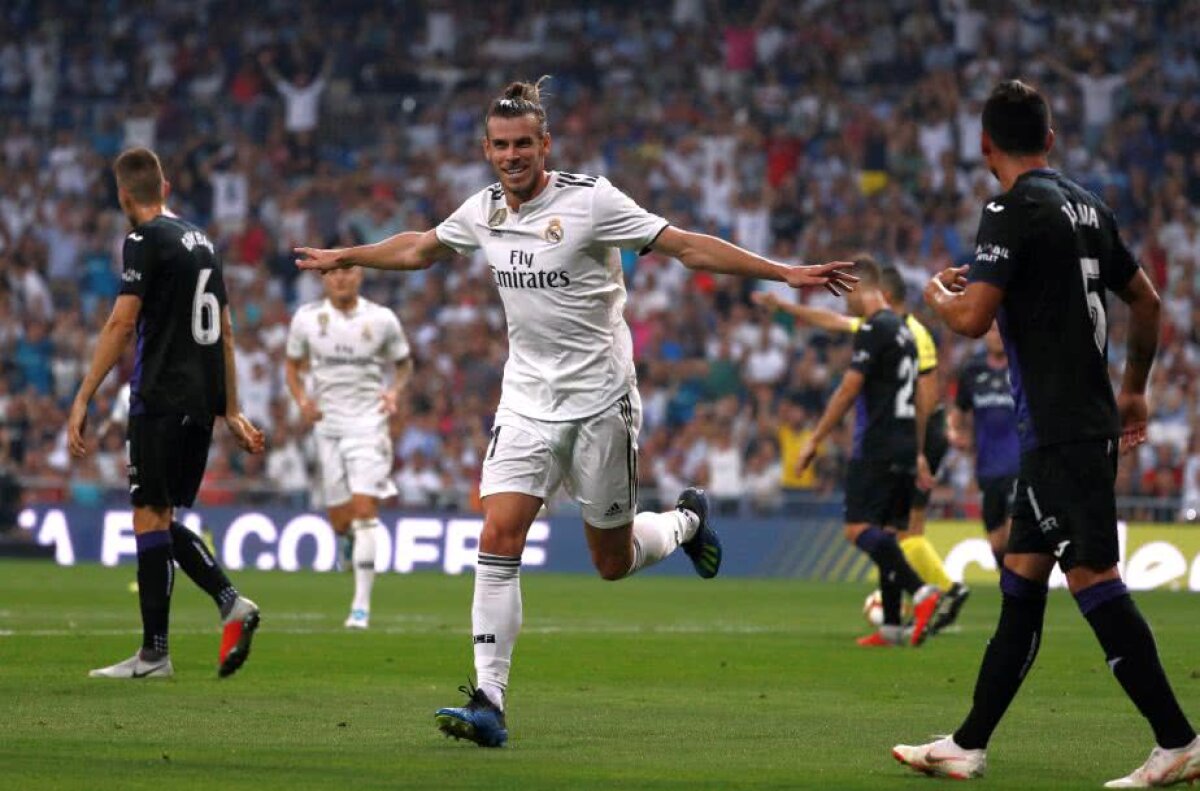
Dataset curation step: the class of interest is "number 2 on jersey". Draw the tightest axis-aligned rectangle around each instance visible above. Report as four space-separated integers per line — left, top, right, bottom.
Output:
895 356 916 418
192 268 220 346
1079 257 1106 354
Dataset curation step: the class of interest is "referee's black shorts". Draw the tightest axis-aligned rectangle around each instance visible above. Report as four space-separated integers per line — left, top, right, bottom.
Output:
1007 439 1118 572
912 406 948 509
127 413 214 508
845 459 914 530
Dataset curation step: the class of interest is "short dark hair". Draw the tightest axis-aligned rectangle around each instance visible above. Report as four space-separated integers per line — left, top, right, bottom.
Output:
486 76 550 137
982 80 1051 156
113 147 165 205
879 267 907 304
853 255 882 287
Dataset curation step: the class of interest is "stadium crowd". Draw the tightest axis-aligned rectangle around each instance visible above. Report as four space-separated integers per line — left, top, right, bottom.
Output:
1 0 1199 522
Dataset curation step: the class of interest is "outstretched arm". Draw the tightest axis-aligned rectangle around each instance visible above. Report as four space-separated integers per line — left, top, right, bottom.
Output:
750 291 857 333
651 226 857 296
68 295 141 457
295 229 452 272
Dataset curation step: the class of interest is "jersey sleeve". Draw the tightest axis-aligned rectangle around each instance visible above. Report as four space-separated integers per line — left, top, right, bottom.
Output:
434 196 481 255
591 177 669 253
967 197 1026 291
384 312 411 362
908 316 939 374
285 313 308 360
954 364 974 411
1102 211 1141 292
118 228 155 298
849 320 879 376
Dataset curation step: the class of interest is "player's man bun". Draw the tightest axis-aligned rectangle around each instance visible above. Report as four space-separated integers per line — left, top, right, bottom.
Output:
486 75 551 136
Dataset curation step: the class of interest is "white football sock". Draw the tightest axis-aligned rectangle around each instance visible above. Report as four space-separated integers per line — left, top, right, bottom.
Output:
350 518 378 613
473 553 522 711
627 510 698 576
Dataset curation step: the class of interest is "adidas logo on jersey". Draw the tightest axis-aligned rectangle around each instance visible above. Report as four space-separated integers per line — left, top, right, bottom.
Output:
604 502 624 518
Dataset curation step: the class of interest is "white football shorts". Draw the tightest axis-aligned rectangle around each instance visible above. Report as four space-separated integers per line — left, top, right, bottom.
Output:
480 390 641 528
314 432 397 508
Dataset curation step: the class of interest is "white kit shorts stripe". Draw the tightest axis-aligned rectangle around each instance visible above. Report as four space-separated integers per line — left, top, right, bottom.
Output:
480 389 642 528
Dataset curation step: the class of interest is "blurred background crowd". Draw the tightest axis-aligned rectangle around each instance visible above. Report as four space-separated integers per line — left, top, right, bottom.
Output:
1 0 1199 523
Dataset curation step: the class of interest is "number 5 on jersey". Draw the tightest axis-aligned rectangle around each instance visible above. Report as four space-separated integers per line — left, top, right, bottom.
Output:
192 268 221 346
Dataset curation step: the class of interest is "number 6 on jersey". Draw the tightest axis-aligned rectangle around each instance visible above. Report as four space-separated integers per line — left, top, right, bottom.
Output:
192 268 220 346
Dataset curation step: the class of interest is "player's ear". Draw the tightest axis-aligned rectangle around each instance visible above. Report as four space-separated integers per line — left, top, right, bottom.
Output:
161 179 172 203
980 130 992 160
542 131 552 157
1044 128 1055 155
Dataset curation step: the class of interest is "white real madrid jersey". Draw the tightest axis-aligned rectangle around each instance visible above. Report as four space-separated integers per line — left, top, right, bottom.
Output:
286 297 411 436
435 171 668 421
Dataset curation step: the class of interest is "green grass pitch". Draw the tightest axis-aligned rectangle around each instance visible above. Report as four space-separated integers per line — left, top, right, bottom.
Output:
1 559 1198 790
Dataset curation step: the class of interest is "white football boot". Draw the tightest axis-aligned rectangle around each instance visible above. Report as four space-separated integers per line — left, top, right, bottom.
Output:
344 609 369 630
89 651 174 679
893 735 987 780
1105 737 1200 788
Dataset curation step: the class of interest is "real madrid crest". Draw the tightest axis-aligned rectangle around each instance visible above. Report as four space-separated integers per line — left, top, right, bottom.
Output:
488 207 508 227
362 324 373 342
317 312 329 337
543 217 564 244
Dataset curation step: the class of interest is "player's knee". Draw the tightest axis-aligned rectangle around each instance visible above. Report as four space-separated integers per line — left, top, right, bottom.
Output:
592 554 630 581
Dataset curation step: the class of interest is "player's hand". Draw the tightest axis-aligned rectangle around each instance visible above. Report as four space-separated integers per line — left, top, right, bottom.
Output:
916 454 935 492
67 400 89 458
294 247 348 272
935 266 969 293
750 291 781 311
784 261 858 297
796 440 818 473
379 389 399 416
1116 391 1148 455
298 398 323 425
227 412 266 454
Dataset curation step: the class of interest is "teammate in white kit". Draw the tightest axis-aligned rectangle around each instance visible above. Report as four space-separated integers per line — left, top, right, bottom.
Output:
285 266 412 629
296 77 856 746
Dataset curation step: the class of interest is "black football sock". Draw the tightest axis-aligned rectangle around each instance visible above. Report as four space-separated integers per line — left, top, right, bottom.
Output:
880 578 904 627
854 526 924 595
1077 580 1197 749
170 522 239 618
953 568 1047 750
136 530 174 659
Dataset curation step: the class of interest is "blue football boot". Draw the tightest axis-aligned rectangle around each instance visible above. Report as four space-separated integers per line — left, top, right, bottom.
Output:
677 486 722 579
435 682 508 747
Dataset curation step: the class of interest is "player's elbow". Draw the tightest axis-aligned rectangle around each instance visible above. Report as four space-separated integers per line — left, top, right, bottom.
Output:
1131 288 1161 323
952 313 991 339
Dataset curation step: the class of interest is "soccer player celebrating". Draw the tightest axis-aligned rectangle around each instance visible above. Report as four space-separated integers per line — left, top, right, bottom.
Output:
894 80 1199 786
754 265 969 632
794 257 942 648
948 322 1019 572
67 148 265 679
285 266 412 629
295 77 857 747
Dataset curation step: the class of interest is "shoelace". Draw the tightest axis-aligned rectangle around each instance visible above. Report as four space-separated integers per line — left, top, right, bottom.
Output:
457 679 493 709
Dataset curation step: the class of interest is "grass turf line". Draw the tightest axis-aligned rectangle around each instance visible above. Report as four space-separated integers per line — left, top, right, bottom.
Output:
0 560 1197 790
